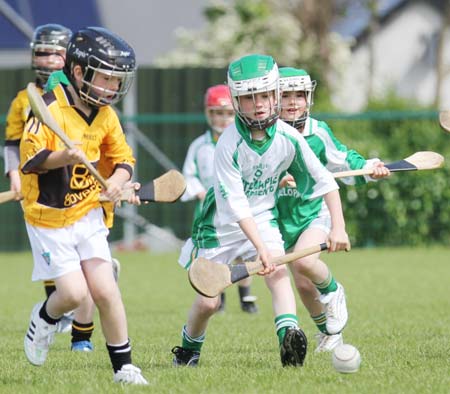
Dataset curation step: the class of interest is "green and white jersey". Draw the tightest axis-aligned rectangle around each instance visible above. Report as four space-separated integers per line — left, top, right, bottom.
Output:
191 118 338 249
278 117 379 249
181 130 216 202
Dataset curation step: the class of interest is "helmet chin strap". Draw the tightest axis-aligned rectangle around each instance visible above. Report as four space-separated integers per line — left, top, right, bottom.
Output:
239 112 279 131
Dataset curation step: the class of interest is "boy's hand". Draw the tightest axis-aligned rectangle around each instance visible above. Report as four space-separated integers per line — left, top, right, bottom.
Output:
327 228 351 252
123 181 142 205
255 246 276 276
370 161 391 179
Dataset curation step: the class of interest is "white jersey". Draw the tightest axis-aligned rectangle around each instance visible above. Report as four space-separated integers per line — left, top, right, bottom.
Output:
181 130 216 202
191 118 338 248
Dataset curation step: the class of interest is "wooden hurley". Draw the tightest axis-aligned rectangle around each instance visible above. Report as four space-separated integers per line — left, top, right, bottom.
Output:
286 151 444 188
188 243 330 298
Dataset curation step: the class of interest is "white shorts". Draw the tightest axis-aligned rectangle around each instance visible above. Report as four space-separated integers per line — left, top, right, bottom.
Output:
308 213 332 235
178 221 284 270
26 208 112 281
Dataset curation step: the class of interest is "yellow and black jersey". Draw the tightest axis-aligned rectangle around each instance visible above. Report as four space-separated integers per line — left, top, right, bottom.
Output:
98 145 117 229
4 85 44 174
20 83 135 229
5 86 43 143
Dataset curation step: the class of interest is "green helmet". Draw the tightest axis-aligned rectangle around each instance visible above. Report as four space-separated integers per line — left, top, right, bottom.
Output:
227 54 280 130
279 67 316 128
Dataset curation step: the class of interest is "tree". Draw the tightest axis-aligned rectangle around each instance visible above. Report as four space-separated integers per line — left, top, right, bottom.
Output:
155 0 351 91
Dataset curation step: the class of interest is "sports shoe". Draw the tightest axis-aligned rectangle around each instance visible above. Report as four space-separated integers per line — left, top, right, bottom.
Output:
113 364 148 385
280 327 308 367
24 302 57 366
71 340 94 352
314 332 343 353
111 258 121 282
56 311 74 333
171 346 200 367
319 283 348 334
240 295 258 314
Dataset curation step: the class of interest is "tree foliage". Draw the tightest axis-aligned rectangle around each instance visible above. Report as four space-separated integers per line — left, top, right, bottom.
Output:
155 0 351 91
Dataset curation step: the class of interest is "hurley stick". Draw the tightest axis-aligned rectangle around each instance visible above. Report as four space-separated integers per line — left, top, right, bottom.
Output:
189 243 332 298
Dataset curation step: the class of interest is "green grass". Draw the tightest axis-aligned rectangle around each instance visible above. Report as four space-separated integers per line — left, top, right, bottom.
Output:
0 247 449 394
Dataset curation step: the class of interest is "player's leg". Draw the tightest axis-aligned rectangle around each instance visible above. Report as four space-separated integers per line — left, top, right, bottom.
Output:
43 280 75 333
25 269 89 366
237 277 258 313
24 222 90 366
291 226 348 337
264 262 308 367
173 239 228 366
172 293 221 366
82 257 146 384
71 292 96 352
70 257 119 351
75 208 146 384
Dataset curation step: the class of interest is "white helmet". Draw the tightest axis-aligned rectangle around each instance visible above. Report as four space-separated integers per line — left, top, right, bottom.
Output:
227 54 280 130
279 67 316 128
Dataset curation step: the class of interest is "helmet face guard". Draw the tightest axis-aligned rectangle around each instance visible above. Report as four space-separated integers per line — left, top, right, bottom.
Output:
31 24 72 84
79 54 135 107
228 54 280 130
65 27 136 107
204 84 234 134
279 67 316 129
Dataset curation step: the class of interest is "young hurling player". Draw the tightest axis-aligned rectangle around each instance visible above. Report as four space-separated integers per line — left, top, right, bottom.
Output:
172 54 350 368
3 23 78 333
181 84 258 314
44 70 126 353
20 27 147 385
277 67 390 352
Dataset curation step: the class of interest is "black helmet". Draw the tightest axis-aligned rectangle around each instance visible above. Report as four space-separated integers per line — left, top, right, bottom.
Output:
31 24 72 84
64 27 136 107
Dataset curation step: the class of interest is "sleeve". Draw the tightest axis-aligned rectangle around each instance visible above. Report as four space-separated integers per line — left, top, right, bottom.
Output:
319 122 379 186
289 131 339 200
4 93 28 175
5 92 29 142
180 141 207 202
100 109 135 179
213 139 252 225
20 116 55 174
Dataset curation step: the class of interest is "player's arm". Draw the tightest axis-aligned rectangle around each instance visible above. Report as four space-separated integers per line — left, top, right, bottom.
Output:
181 142 206 202
320 122 390 183
100 110 136 201
323 189 350 252
4 92 27 196
238 217 274 275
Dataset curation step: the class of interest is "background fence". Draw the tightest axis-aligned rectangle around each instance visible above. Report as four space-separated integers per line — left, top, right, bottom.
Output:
0 67 448 251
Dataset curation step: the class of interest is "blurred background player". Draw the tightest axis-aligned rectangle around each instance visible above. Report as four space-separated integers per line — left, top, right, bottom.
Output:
20 27 147 384
181 84 258 313
277 67 390 352
3 23 77 333
172 54 350 368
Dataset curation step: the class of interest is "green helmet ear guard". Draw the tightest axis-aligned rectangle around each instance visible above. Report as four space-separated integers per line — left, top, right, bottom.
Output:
227 54 280 130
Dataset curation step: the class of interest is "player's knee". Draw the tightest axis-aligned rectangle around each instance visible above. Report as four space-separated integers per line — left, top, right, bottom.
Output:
196 296 221 315
292 255 317 274
57 287 87 309
295 276 317 295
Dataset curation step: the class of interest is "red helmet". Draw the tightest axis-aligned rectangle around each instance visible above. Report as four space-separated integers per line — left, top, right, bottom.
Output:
204 84 232 109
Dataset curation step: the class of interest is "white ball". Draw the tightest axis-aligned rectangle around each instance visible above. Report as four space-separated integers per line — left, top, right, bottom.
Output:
332 344 361 373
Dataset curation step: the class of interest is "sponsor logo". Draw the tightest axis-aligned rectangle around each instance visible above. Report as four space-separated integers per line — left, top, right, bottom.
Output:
42 251 51 265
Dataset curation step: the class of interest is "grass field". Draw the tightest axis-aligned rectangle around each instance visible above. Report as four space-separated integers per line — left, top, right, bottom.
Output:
0 247 449 394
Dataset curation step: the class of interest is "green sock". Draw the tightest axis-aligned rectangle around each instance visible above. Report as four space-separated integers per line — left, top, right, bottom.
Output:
274 314 298 345
314 271 338 294
181 325 204 352
311 313 328 334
